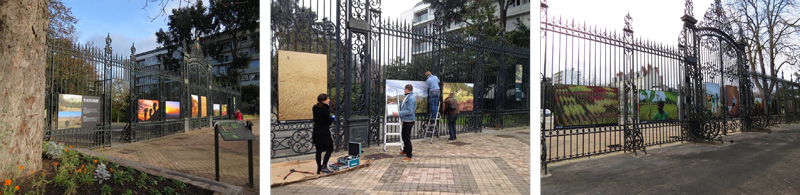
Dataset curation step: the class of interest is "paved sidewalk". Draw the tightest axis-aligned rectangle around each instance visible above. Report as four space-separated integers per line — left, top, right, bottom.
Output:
271 126 531 195
543 123 800 194
94 118 261 195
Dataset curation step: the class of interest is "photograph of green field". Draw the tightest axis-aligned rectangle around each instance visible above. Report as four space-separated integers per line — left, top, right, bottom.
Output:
386 79 429 113
639 90 679 123
553 85 619 127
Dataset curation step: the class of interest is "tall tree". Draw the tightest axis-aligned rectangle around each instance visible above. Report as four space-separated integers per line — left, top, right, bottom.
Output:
423 0 517 35
208 0 259 88
155 1 215 73
0 0 49 178
48 0 79 40
727 0 800 103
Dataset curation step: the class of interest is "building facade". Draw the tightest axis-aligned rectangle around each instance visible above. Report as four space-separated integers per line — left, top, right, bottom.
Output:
554 70 581 85
399 0 531 54
134 29 260 87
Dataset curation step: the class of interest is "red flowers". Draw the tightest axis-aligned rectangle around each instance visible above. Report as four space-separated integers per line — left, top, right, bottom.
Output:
3 179 11 186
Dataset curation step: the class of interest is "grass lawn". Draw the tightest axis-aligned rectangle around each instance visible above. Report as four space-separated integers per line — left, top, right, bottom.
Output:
639 103 678 121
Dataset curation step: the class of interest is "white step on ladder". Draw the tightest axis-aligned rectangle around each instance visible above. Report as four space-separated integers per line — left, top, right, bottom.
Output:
383 88 403 152
423 101 442 144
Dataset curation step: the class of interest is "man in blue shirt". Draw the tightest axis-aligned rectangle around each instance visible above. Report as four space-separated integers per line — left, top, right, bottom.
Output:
393 84 416 161
426 71 441 119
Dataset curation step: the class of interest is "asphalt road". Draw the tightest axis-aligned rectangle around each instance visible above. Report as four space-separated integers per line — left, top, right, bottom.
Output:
542 124 800 195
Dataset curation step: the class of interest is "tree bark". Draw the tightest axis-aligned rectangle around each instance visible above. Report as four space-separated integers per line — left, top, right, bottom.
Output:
0 0 49 178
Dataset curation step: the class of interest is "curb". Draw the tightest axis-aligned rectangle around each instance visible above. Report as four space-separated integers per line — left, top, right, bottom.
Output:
78 148 244 195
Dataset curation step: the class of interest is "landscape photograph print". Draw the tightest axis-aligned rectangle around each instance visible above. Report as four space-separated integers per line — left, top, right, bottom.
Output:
443 82 474 112
201 96 207 117
553 85 619 127
58 94 83 129
725 85 740 117
705 83 723 118
386 79 429 113
166 101 181 120
192 95 199 117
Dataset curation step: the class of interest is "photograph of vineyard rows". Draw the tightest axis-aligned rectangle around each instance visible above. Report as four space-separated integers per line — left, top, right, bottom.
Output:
554 85 619 127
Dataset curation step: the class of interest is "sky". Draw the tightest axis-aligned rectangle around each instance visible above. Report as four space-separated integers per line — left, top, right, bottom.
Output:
544 0 715 45
65 0 210 57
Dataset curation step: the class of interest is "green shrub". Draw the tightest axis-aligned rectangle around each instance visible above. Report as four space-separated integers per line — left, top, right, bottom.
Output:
100 185 113 195
163 186 176 195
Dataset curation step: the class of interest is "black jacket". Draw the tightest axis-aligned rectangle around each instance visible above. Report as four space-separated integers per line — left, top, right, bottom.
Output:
312 104 334 150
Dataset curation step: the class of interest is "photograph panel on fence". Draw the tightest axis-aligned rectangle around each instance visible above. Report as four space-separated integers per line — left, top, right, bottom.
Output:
213 104 221 116
138 99 161 122
166 101 181 120
386 79 429 114
81 96 102 128
553 85 619 128
725 85 740 117
58 94 82 129
191 95 199 118
277 50 327 121
705 83 723 118
201 96 207 117
443 82 474 112
639 90 679 123
754 97 765 115
221 104 228 116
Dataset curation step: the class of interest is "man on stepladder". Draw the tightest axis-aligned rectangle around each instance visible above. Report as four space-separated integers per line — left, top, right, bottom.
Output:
393 84 416 162
426 71 441 120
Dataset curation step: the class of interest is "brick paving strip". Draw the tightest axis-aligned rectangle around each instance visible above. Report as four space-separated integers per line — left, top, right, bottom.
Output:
94 118 261 195
271 126 530 194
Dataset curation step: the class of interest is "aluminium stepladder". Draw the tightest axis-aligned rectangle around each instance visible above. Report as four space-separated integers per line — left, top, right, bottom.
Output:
423 100 443 144
383 88 403 152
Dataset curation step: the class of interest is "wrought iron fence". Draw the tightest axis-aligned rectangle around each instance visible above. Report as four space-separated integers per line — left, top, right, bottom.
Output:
45 34 242 148
270 0 530 159
540 0 800 174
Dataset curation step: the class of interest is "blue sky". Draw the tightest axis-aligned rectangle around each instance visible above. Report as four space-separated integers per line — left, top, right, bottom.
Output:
65 0 209 57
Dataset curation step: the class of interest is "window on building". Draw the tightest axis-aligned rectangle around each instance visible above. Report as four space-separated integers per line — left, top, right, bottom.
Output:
240 51 250 58
219 66 227 75
252 74 259 81
223 55 232 63
250 60 259 70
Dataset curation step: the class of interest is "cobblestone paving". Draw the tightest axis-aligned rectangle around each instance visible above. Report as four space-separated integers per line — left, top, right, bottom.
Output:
271 126 530 195
95 118 261 195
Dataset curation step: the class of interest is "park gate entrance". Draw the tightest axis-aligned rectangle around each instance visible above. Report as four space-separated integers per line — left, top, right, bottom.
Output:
270 0 530 159
44 35 242 148
541 0 799 174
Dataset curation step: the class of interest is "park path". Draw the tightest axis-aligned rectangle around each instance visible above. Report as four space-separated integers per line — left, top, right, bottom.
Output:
271 126 531 195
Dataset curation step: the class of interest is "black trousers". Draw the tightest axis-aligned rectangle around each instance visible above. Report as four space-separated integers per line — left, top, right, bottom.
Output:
447 114 458 139
402 121 414 158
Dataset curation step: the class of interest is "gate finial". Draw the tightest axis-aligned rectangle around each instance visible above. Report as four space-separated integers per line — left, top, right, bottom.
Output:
685 0 694 17
105 33 112 55
624 12 633 32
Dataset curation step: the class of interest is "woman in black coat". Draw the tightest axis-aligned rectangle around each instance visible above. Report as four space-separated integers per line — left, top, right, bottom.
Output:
313 94 335 174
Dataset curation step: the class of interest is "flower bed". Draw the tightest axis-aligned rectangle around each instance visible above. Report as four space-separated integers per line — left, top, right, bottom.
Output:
1 142 213 195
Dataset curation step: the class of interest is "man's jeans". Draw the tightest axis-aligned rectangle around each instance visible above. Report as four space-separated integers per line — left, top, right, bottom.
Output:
447 114 457 140
429 90 440 119
402 121 414 158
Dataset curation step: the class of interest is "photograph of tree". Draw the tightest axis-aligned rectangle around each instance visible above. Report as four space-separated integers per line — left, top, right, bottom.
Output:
165 101 180 120
553 85 619 127
705 83 723 118
443 82 474 112
385 87 402 116
58 94 83 129
725 85 740 117
386 79 429 113
201 96 207 117
191 95 199 118
639 90 679 123
138 99 160 122
222 104 228 116
213 104 221 116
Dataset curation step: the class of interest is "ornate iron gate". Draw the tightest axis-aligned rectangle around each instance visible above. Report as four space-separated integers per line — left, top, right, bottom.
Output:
539 0 797 174
46 34 242 148
271 0 530 159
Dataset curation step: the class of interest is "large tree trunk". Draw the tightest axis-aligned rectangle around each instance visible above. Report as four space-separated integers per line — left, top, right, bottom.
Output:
0 0 49 178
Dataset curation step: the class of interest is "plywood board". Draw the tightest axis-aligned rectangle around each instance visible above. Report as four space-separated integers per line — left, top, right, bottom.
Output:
270 156 371 187
278 50 328 121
